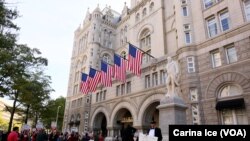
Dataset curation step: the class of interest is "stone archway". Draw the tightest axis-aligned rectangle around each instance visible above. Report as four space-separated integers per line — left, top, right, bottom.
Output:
112 108 133 139
92 112 107 137
141 102 160 133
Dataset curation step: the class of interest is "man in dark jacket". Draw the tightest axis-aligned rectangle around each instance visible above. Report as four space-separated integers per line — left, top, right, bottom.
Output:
147 121 162 141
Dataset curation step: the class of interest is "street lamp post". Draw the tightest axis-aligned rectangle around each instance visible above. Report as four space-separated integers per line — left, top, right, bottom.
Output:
56 106 61 128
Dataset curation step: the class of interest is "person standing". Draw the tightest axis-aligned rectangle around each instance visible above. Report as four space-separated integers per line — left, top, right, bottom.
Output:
98 132 104 141
7 127 19 141
147 121 162 141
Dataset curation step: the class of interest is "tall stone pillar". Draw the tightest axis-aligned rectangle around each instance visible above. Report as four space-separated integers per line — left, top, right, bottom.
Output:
105 127 114 141
157 96 187 141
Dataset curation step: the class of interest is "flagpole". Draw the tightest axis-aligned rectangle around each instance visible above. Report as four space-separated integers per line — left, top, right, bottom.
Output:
127 42 155 58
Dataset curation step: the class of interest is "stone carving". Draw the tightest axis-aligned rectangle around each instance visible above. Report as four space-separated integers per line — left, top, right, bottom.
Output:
165 57 180 97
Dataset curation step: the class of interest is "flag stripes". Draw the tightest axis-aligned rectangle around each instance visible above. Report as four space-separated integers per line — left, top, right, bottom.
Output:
101 61 113 87
88 67 101 92
128 43 143 76
114 54 127 82
79 43 147 94
80 73 89 94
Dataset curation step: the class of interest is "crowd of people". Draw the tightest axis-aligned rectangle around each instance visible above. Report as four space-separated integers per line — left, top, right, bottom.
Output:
0 127 106 141
1 121 162 141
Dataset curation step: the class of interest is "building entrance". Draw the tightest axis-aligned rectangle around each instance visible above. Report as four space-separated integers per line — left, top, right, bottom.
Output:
142 102 160 133
93 112 107 137
113 108 133 139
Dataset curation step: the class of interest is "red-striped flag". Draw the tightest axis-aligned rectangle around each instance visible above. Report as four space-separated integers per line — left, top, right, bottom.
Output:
128 43 143 76
88 68 101 92
80 73 89 94
114 54 127 82
101 61 113 87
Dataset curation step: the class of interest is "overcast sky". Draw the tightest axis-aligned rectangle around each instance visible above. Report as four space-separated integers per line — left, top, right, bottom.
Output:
8 0 130 99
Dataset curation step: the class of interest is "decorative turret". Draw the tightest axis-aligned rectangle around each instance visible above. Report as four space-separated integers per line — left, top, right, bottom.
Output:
104 5 114 22
83 8 91 24
121 2 129 17
92 4 102 20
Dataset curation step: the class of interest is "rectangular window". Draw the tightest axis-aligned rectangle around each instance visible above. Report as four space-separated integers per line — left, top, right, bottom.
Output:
103 90 106 100
85 112 89 119
185 32 191 44
226 46 237 64
191 104 201 125
221 109 248 124
152 72 158 87
121 84 125 95
116 85 120 96
99 91 103 101
184 24 190 30
181 0 187 5
160 70 166 85
77 98 81 107
182 6 188 16
96 93 99 102
146 35 151 47
211 50 222 68
126 81 131 94
75 71 79 82
145 75 151 88
204 0 214 8
207 17 218 37
219 11 230 32
190 88 198 102
141 38 146 48
142 50 151 64
244 0 250 21
187 56 195 73
73 85 78 95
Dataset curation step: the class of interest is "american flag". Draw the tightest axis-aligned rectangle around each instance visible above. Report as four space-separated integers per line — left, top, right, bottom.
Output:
114 54 127 82
80 73 89 94
88 67 101 92
101 61 113 87
128 43 143 76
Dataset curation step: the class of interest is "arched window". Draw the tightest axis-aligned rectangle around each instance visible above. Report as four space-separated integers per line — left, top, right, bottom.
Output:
140 29 151 48
219 85 242 98
143 8 147 17
136 13 140 21
218 84 248 124
102 54 111 63
76 114 81 121
82 56 87 64
140 29 151 64
121 51 127 59
70 115 75 122
124 26 128 32
150 2 154 12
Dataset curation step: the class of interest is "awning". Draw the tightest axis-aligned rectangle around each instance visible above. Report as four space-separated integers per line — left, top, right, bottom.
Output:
216 98 245 110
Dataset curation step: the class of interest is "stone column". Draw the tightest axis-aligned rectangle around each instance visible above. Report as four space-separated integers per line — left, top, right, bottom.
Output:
157 95 187 141
105 127 113 141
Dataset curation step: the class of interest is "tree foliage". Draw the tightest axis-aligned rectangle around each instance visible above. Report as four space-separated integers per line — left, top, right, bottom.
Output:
0 1 54 132
40 97 65 131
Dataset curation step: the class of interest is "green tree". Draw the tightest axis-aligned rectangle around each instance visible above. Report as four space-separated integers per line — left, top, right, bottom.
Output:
40 97 65 131
13 71 53 126
0 1 52 132
0 111 8 130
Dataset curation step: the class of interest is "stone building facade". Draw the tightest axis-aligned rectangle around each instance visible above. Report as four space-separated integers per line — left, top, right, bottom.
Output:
63 0 250 140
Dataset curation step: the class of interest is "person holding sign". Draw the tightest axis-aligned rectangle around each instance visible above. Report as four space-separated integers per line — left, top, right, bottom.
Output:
147 121 162 141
